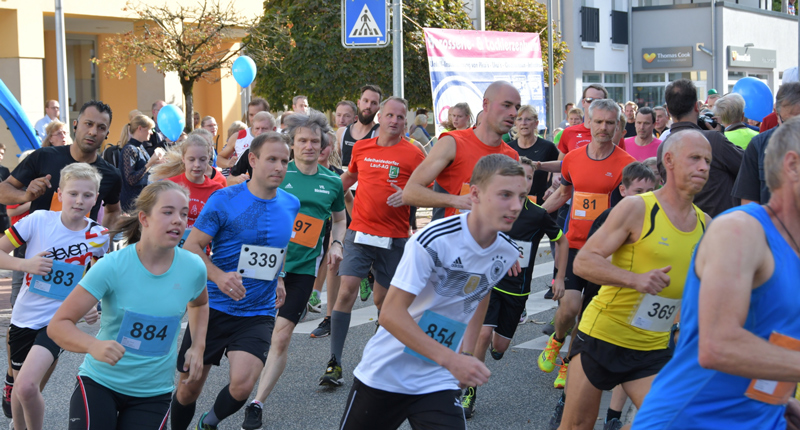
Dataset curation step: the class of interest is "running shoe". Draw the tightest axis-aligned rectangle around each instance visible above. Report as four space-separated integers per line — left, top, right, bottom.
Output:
548 396 565 430
537 334 563 373
307 290 322 313
518 308 528 325
461 386 476 419
319 354 343 387
310 317 331 338
604 418 623 430
359 278 371 301
195 412 218 430
490 348 504 360
2 379 11 419
241 402 263 430
554 361 568 389
544 287 554 300
542 317 555 336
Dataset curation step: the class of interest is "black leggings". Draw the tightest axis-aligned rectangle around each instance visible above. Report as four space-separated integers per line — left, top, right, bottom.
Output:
68 376 171 430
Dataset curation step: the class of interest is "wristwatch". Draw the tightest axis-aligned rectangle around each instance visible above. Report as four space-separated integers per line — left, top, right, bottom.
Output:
332 239 344 248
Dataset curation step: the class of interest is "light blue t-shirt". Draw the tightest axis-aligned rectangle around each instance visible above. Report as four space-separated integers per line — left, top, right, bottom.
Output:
78 245 206 398
193 182 299 317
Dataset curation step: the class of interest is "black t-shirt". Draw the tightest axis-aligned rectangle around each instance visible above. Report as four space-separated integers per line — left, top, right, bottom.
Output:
10 146 122 221
507 137 559 203
494 198 562 295
231 148 253 178
624 122 637 138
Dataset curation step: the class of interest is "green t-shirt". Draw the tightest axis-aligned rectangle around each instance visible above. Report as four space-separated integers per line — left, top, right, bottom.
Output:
554 129 564 145
724 128 758 150
280 161 346 276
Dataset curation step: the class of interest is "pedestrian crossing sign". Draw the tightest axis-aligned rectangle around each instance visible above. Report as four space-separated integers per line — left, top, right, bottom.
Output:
342 0 390 48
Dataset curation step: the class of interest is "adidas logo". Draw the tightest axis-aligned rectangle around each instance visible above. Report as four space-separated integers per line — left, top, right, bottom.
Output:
286 183 293 189
451 257 464 269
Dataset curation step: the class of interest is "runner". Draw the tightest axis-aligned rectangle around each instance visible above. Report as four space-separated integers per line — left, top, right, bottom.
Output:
0 164 108 430
339 154 525 430
633 119 800 430
48 180 208 429
218 111 275 170
461 156 568 419
623 108 662 162
318 97 426 388
403 80 521 217
340 85 382 167
169 132 300 430
241 112 346 429
556 130 712 430
507 106 560 204
539 99 636 392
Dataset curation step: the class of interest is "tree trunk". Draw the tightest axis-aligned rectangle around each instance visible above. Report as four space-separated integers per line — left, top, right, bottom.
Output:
181 78 194 133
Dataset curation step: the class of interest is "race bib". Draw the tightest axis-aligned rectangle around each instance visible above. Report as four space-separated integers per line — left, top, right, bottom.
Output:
237 245 284 281
354 231 392 250
29 261 84 301
516 241 533 269
629 294 680 333
290 213 325 248
404 310 467 364
572 191 609 221
116 310 181 357
178 228 191 249
455 183 471 215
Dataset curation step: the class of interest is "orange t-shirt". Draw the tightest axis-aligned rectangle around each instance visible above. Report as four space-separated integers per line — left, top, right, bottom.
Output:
348 137 426 238
437 128 520 218
561 145 636 249
557 123 627 154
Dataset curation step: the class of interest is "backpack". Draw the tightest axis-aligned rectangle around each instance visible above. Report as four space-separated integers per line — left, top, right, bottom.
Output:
102 145 122 170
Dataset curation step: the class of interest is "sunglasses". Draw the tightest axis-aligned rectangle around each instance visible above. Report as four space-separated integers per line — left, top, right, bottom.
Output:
583 97 603 104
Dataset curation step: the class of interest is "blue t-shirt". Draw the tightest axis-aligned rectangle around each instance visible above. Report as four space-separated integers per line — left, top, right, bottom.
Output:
193 182 299 317
78 245 206 398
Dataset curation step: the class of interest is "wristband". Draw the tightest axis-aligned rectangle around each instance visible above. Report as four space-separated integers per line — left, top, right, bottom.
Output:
460 351 473 357
332 239 343 248
279 271 286 278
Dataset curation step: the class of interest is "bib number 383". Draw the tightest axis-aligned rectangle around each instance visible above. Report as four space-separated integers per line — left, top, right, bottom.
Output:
116 310 180 357
29 260 84 301
237 245 284 281
630 294 680 333
404 310 467 364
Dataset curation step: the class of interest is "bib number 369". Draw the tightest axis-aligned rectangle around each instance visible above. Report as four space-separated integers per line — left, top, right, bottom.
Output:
404 310 467 364
630 294 680 333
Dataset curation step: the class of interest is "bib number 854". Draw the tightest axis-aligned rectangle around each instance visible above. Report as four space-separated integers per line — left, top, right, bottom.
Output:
647 303 676 320
425 323 456 348
130 322 168 341
42 270 74 287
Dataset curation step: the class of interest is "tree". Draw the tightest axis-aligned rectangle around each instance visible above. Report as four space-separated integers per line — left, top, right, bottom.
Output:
92 0 290 132
250 0 473 111
485 0 569 85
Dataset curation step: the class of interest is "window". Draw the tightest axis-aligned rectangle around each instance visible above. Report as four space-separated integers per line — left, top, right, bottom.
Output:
65 36 98 119
583 73 602 83
583 73 626 103
581 7 600 43
611 11 628 45
633 71 707 107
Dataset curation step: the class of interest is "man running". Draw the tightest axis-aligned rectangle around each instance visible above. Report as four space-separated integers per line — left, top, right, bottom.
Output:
340 85 382 167
557 130 712 430
339 154 525 429
241 112 346 429
219 109 274 169
633 119 800 429
318 97 425 388
539 99 636 390
170 132 300 430
402 80 521 217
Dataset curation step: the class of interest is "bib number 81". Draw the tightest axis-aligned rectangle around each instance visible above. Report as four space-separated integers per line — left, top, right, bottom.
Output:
582 198 596 210
425 323 456 348
42 270 74 287
130 322 168 341
647 302 676 320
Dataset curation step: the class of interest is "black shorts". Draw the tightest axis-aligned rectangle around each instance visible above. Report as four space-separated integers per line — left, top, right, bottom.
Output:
322 219 332 256
340 378 465 430
338 229 407 288
565 248 589 292
8 324 62 371
177 308 274 370
581 282 602 316
278 273 316 325
568 330 673 391
483 289 527 340
69 375 170 430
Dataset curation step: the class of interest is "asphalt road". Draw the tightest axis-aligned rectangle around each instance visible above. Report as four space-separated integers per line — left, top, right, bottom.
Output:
0 247 630 429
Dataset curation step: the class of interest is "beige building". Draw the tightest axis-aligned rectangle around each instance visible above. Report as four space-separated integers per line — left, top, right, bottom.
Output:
0 0 263 168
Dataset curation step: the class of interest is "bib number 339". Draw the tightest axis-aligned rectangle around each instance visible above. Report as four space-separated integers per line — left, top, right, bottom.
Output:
237 245 284 281
116 310 180 357
404 310 467 364
630 294 680 333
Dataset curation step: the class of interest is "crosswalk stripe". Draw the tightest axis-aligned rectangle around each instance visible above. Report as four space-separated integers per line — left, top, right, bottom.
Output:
515 334 572 352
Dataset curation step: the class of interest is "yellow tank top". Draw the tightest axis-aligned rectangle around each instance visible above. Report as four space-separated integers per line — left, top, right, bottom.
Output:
579 192 705 351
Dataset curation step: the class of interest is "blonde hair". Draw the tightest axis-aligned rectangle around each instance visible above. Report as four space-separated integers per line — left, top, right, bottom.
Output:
112 181 190 244
517 105 539 120
227 121 247 139
59 162 102 192
42 120 67 147
567 107 584 118
128 115 155 143
326 130 342 169
150 134 213 181
470 154 524 189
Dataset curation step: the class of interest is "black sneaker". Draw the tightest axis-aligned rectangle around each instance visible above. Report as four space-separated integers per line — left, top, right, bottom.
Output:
319 354 343 387
548 396 565 430
310 317 331 338
2 379 11 418
241 402 263 430
544 287 554 300
461 386 476 419
604 418 623 430
490 348 504 360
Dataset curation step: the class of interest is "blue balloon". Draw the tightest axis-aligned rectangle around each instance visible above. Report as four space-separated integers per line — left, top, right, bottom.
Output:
731 77 773 122
157 104 185 143
232 56 257 88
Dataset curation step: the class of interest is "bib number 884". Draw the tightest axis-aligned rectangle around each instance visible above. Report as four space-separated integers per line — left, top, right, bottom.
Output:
647 303 676 320
425 323 456 348
129 322 168 341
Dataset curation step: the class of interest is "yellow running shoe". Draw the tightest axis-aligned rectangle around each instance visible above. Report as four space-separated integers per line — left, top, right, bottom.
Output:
538 334 564 373
554 362 568 389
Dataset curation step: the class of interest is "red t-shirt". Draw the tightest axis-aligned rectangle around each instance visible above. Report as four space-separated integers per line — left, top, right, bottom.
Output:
8 204 28 226
561 145 636 249
348 137 425 238
760 112 778 132
167 174 224 227
437 128 520 218
558 123 627 154
209 167 227 188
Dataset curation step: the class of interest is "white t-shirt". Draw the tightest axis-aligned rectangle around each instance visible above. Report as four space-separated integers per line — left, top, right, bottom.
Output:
234 128 255 158
353 214 518 395
9 211 109 329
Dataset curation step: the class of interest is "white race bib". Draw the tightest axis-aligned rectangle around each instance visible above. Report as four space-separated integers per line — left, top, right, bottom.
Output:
516 241 533 268
629 294 680 333
236 245 284 281
354 231 392 249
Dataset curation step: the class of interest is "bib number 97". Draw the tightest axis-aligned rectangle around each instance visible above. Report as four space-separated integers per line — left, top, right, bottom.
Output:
294 220 312 234
425 323 456 347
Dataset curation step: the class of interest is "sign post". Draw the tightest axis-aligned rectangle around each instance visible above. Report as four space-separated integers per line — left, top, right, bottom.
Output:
342 0 390 49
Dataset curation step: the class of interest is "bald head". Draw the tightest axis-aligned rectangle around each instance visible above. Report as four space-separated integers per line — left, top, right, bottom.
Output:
662 129 708 158
484 81 517 102
661 129 712 195
481 81 521 136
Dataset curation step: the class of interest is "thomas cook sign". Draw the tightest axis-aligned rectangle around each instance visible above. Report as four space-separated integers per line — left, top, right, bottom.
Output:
641 47 693 69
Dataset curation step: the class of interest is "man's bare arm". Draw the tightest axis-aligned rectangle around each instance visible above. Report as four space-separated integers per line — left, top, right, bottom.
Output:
0 175 48 205
542 183 572 214
102 202 121 229
402 136 469 209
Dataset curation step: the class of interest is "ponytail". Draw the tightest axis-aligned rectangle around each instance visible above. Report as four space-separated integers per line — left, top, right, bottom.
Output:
110 181 190 244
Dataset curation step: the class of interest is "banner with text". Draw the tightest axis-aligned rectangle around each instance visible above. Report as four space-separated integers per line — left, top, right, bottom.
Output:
423 28 545 135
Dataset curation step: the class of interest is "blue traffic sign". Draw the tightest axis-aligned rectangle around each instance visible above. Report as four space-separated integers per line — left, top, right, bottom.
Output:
341 0 390 49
